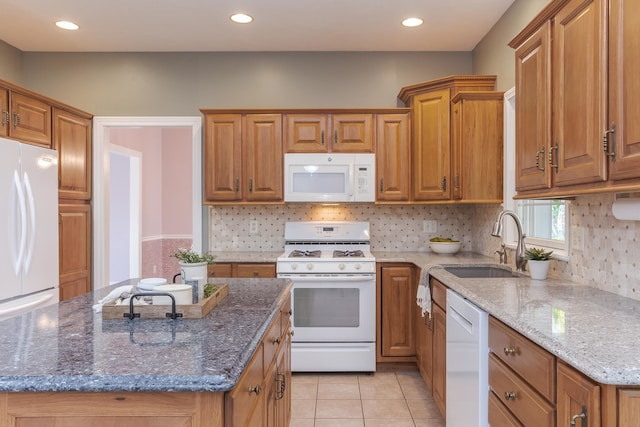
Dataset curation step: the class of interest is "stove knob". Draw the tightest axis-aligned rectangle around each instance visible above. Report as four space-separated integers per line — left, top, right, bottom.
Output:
339 263 346 270
306 263 314 271
291 264 298 270
354 264 362 270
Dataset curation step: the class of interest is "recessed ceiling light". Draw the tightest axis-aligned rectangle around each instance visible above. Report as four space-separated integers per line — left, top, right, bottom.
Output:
230 13 253 24
402 17 424 28
55 20 79 31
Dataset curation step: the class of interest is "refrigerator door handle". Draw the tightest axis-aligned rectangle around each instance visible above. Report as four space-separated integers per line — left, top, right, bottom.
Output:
0 292 55 318
22 172 36 273
13 170 27 275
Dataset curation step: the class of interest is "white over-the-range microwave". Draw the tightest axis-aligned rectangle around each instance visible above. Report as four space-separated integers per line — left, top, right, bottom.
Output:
284 153 376 202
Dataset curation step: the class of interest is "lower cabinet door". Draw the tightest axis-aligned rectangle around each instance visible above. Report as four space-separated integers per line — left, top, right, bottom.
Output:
557 362 600 427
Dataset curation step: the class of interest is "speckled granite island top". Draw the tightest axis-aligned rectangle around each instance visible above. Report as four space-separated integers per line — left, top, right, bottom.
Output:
0 278 291 393
374 251 640 385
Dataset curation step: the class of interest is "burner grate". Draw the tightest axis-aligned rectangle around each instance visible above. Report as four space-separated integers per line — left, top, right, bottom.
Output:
289 250 321 258
333 250 365 258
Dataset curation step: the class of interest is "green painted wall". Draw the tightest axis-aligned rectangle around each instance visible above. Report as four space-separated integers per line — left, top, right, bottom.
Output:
0 40 23 84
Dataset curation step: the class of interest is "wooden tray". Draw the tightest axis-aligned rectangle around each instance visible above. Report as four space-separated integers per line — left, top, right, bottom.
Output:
102 283 228 320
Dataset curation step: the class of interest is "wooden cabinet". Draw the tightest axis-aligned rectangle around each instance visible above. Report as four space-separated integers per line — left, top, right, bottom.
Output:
284 113 373 153
0 87 7 138
511 0 640 197
415 300 433 391
488 316 556 427
208 263 276 279
58 203 92 300
5 90 52 147
378 264 416 360
451 91 504 202
203 113 283 204
431 278 447 418
53 108 92 200
376 113 411 202
397 75 498 202
557 362 600 427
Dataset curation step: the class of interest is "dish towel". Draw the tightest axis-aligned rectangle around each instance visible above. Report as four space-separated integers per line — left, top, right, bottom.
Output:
92 285 133 313
416 264 439 318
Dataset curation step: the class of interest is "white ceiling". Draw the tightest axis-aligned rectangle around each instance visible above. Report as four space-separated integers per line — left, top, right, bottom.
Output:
0 0 515 52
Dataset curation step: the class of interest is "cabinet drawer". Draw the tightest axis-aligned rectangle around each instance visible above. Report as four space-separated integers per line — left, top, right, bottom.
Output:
263 312 283 371
489 390 523 427
489 353 555 427
226 344 265 427
236 263 276 278
208 263 232 278
489 316 555 401
430 278 447 309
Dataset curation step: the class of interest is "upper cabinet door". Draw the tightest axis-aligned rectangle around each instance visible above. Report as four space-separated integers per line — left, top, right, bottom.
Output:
412 89 451 201
0 87 8 138
609 0 640 181
54 109 92 200
331 114 374 153
552 0 607 187
515 22 552 192
284 114 328 152
204 114 243 202
376 113 410 202
244 114 283 202
10 91 52 147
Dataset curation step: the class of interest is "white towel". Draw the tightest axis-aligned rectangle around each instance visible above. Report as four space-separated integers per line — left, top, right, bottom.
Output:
416 264 438 318
92 285 133 313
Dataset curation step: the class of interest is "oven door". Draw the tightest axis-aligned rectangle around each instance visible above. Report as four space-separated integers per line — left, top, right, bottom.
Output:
288 274 375 342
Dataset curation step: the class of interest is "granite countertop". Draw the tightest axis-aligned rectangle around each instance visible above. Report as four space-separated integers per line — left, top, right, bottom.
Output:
0 278 291 393
374 251 640 386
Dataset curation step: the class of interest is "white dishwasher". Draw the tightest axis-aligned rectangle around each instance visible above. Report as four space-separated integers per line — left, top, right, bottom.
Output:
446 289 489 427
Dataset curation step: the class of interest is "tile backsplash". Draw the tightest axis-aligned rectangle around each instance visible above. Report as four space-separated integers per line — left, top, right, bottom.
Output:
209 194 640 301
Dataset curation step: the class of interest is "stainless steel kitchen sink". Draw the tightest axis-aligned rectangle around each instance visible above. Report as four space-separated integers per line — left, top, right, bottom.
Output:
443 266 522 278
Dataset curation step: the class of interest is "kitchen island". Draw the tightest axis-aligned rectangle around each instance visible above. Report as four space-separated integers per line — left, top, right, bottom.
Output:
0 278 292 427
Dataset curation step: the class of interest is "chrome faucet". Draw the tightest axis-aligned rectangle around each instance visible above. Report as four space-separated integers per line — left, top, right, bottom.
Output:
491 210 527 272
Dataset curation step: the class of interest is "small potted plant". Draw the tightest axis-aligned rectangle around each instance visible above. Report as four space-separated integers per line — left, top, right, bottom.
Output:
170 248 216 298
525 247 553 280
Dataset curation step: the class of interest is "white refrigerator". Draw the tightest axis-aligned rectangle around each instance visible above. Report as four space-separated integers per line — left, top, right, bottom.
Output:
0 137 59 320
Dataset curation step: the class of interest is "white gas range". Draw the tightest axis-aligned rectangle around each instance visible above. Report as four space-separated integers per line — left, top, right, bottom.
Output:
277 221 376 373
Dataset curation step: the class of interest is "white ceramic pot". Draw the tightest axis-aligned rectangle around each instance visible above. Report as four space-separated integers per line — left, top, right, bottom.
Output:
528 260 550 280
152 284 193 305
178 261 208 300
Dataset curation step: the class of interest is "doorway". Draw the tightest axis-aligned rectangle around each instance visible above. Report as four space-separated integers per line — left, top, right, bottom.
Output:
93 117 202 289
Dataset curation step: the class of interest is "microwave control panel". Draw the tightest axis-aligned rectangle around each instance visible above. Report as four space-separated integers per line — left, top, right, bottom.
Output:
354 154 375 201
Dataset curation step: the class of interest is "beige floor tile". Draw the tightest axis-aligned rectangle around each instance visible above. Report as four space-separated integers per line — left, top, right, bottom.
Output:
395 369 423 384
292 373 320 384
317 382 361 400
315 419 365 427
358 371 399 385
317 373 360 384
406 398 441 419
413 418 445 427
316 399 363 419
289 419 316 427
291 399 317 419
399 378 430 399
365 419 416 427
361 399 412 419
359 382 404 399
292 380 318 400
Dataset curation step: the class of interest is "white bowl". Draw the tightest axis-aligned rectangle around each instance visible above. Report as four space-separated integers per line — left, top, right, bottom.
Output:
429 241 462 254
152 284 193 305
138 277 167 290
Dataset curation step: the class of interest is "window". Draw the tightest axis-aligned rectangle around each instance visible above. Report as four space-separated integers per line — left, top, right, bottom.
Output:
502 88 569 258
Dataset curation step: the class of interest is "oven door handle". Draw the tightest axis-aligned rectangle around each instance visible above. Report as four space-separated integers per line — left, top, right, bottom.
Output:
278 275 375 282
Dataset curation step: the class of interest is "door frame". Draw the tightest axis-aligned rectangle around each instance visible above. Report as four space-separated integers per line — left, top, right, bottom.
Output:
93 116 202 289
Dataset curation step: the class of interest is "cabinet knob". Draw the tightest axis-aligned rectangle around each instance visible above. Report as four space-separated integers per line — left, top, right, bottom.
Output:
289 329 295 337
273 337 281 345
504 391 517 401
253 271 258 276
248 384 261 395
503 347 517 356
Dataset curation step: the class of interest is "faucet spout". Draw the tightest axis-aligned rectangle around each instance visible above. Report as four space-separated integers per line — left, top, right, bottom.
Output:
491 210 527 272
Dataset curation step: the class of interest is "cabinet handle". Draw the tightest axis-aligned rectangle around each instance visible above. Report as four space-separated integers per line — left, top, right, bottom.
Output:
248 178 253 193
379 178 383 193
253 270 258 276
248 384 261 395
549 143 559 172
334 129 338 144
284 309 292 316
454 175 460 189
275 373 286 400
1 110 8 127
503 347 517 356
570 405 587 427
504 391 517 401
321 130 325 145
603 123 616 161
235 178 239 192
13 112 20 128
535 147 546 171
273 337 281 345
441 176 447 191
